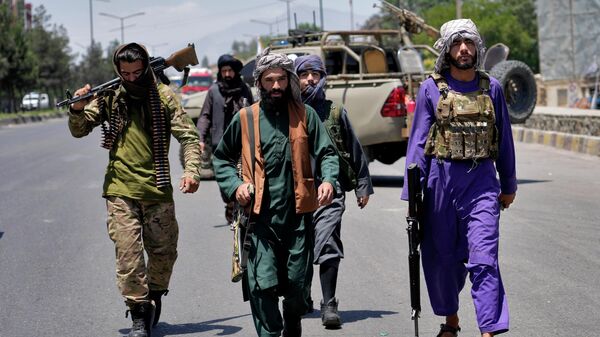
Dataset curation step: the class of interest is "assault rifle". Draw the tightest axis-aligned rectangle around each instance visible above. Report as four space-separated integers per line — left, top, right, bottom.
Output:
56 43 199 108
406 163 423 337
374 1 439 38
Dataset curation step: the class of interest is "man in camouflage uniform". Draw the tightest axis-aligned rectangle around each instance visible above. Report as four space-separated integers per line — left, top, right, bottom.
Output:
68 43 201 337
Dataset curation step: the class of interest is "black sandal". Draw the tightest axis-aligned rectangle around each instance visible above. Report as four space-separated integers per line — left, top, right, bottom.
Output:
436 323 461 337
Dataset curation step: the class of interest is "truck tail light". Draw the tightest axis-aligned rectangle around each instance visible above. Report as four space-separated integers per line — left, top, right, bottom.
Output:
380 86 407 117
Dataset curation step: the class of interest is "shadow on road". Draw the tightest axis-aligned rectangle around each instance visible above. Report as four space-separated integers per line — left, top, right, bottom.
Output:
517 179 551 185
371 177 550 189
371 175 404 188
119 313 252 336
0 231 3 240
304 308 397 325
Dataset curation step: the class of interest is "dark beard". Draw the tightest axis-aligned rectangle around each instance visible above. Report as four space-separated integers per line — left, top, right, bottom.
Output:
260 88 288 111
447 53 476 70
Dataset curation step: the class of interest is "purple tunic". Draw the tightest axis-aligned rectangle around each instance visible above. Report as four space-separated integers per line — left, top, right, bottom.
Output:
401 71 516 334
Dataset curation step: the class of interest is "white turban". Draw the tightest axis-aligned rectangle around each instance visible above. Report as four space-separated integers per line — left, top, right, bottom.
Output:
253 47 302 104
433 19 486 73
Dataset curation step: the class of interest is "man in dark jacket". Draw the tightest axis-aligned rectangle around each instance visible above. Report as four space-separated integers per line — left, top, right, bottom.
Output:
295 55 374 328
197 54 253 223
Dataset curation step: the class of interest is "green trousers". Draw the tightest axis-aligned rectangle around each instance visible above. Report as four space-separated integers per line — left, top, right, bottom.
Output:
245 213 313 337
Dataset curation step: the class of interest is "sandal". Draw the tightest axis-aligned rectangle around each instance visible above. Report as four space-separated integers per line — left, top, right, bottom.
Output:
436 323 461 337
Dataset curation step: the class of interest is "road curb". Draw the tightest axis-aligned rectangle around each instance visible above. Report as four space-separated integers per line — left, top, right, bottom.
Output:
512 126 600 157
0 111 67 127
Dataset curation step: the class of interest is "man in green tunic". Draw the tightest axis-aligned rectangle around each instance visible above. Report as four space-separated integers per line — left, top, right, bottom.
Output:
213 48 339 337
68 43 201 337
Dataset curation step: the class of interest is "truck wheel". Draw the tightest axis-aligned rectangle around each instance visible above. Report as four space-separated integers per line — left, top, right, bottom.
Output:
490 60 537 124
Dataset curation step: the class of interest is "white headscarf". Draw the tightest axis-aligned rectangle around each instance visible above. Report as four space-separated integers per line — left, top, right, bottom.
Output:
433 19 486 73
253 47 302 104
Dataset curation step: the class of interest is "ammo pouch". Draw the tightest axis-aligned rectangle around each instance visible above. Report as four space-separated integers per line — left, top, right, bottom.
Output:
425 72 498 160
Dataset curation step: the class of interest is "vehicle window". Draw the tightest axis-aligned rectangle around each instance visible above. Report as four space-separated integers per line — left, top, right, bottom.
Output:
187 76 213 87
385 49 400 72
325 51 361 75
241 59 256 87
325 51 343 75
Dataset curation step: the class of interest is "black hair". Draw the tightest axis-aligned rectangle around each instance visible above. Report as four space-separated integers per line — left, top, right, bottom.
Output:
116 45 148 68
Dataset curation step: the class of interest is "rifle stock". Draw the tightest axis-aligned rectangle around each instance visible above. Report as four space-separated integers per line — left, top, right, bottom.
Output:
165 44 198 72
57 43 198 108
406 162 423 337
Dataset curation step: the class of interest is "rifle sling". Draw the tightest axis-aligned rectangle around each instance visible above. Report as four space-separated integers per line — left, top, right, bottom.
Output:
240 106 256 270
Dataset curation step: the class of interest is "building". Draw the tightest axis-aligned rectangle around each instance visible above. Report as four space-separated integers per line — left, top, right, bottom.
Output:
537 0 600 107
0 0 32 30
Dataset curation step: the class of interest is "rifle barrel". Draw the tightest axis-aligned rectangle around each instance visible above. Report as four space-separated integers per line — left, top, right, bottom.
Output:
56 78 121 108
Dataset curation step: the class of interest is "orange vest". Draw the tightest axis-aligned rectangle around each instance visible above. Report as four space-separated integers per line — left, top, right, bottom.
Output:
240 102 318 215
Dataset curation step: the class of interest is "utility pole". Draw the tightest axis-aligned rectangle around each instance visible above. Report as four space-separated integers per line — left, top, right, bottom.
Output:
349 0 354 30
279 0 294 31
99 11 145 44
319 0 324 30
456 0 462 19
89 0 109 46
250 18 285 37
89 0 93 45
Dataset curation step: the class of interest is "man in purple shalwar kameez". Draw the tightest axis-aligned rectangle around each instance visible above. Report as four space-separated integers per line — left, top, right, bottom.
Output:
401 19 517 337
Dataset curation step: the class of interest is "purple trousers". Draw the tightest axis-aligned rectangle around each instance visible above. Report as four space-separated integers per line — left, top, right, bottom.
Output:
421 160 509 334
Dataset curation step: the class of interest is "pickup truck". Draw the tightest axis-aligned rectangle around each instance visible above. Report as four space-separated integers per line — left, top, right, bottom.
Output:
184 29 422 165
182 4 536 170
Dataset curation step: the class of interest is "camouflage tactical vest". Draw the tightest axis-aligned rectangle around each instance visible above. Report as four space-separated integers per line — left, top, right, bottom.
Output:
424 71 498 160
323 101 357 191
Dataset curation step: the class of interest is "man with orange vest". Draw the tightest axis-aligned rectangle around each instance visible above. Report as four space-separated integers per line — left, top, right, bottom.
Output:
213 48 339 337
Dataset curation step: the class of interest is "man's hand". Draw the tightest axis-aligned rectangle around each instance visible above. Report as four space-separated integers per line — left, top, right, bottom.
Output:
499 193 516 210
236 183 253 206
318 182 334 206
199 141 205 153
179 176 199 193
70 84 93 111
357 195 370 209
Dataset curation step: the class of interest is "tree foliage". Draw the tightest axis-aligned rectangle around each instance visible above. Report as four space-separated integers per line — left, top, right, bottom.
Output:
30 5 72 105
364 0 539 73
0 4 37 112
201 56 209 68
230 38 260 62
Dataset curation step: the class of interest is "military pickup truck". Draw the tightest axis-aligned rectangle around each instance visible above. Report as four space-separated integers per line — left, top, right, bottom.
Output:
182 3 536 168
184 29 424 165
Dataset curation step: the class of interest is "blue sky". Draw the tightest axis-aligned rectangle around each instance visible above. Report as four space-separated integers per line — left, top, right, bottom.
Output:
32 0 381 63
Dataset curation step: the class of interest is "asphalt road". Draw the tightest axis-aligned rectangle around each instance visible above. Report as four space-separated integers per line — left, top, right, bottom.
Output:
1 119 599 337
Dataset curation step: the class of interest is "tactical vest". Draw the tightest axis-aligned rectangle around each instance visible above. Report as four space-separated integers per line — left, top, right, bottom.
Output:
424 71 498 160
323 101 357 191
239 102 319 215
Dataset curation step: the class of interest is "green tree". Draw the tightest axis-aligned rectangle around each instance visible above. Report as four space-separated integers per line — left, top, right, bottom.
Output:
297 22 320 31
30 5 72 106
0 3 37 112
230 38 261 61
365 0 539 73
201 55 209 68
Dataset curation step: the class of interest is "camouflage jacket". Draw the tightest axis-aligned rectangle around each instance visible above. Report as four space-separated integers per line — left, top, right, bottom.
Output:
68 83 201 196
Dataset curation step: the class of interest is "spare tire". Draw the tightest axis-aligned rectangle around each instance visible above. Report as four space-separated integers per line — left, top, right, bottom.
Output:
490 60 537 124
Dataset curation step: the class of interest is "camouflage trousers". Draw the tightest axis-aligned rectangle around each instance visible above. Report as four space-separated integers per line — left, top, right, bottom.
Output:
106 196 179 307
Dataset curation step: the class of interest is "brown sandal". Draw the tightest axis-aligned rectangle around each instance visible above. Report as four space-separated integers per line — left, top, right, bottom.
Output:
436 323 461 337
